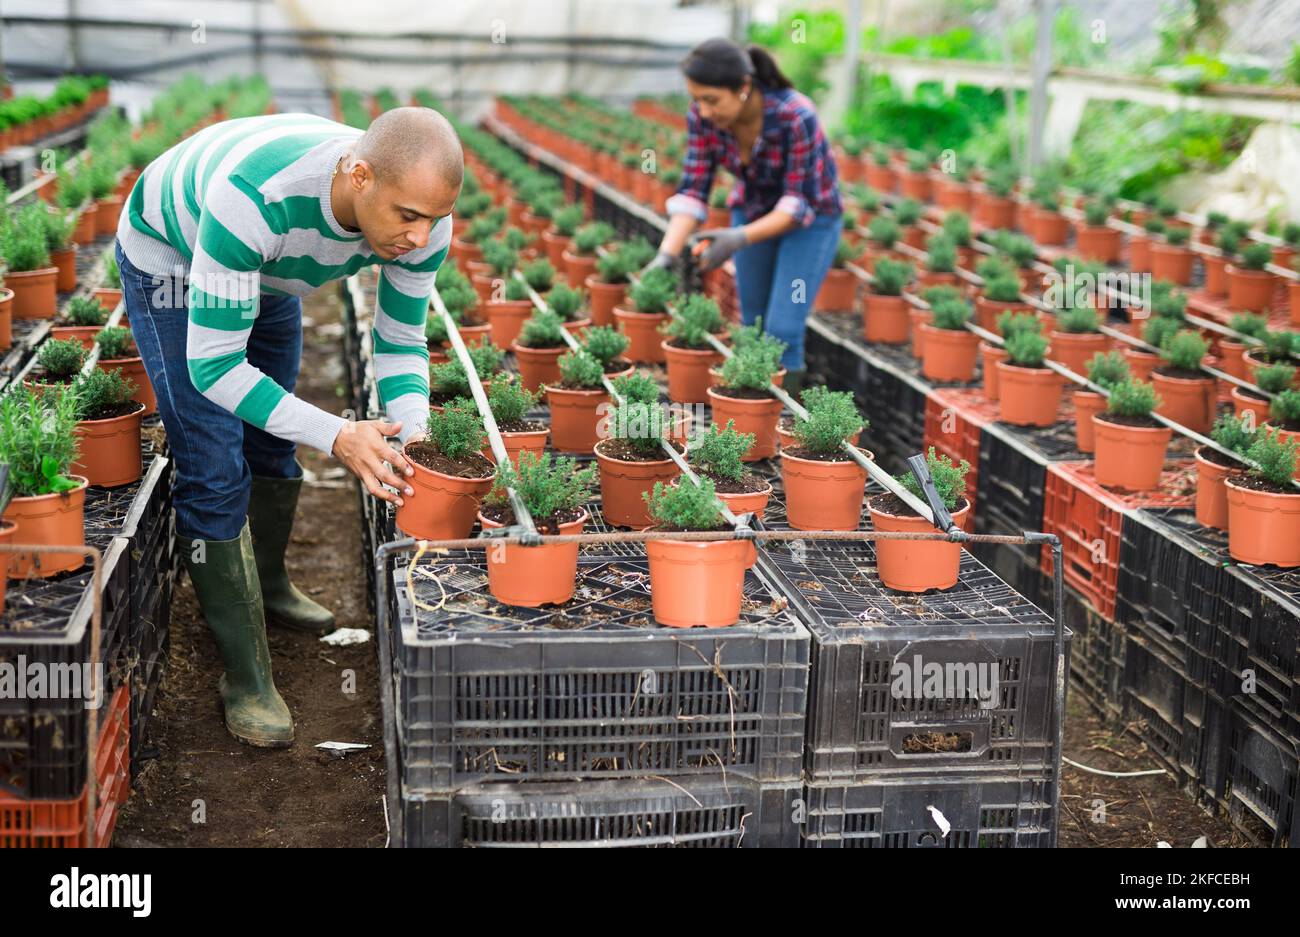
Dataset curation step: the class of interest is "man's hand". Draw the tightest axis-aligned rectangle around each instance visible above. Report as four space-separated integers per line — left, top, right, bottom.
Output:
690 227 748 271
332 419 415 506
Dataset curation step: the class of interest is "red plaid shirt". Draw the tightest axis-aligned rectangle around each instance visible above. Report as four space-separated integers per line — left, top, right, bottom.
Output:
666 84 841 228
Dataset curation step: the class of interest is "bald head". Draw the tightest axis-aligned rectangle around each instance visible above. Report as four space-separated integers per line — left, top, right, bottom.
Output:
354 106 463 191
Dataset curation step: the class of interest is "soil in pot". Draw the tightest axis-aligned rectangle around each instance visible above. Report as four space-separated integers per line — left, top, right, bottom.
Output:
867 493 970 592
478 506 588 607
594 438 683 528
781 447 870 530
1093 412 1173 491
646 534 754 628
695 470 772 517
395 443 495 540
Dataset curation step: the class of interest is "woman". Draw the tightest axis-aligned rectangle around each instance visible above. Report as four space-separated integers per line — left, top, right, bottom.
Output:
647 38 842 395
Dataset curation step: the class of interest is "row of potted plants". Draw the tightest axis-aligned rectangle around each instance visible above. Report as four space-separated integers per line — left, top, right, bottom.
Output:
0 75 110 149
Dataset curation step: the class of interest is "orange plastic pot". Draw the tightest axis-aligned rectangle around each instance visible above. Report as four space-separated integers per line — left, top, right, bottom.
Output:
662 340 722 403
865 163 896 192
780 449 871 530
0 520 15 606
898 170 932 202
72 402 144 488
1149 243 1194 285
613 307 667 363
1075 224 1121 264
1224 477 1300 567
1194 446 1238 531
594 440 681 528
0 289 12 351
931 176 973 213
478 510 587 607
511 341 565 393
1151 371 1215 435
95 196 124 235
981 343 1008 401
1203 254 1229 297
645 538 755 628
51 246 78 293
1048 330 1108 377
868 497 971 593
483 425 550 469
71 203 99 245
545 384 609 452
1128 235 1152 273
907 307 932 359
1093 415 1172 491
1217 339 1247 380
485 299 532 350
1123 348 1160 383
2 477 89 578
862 293 909 344
97 356 156 416
974 192 1015 230
7 267 59 319
541 229 571 269
706 387 783 461
815 267 856 311
1290 281 1300 327
996 362 1063 426
920 324 980 382
561 250 598 289
713 480 773 518
51 324 101 349
1072 390 1107 453
974 296 1029 334
1030 209 1070 246
93 288 123 312
1230 386 1270 425
394 446 494 541
584 276 626 327
1226 265 1275 312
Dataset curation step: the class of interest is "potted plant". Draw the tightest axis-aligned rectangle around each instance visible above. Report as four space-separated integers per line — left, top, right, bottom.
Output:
709 323 787 390
707 182 732 228
1265 388 1300 478
857 215 901 273
51 294 107 348
997 325 1061 426
429 339 505 408
984 310 1035 402
1048 304 1109 377
87 156 124 235
868 447 970 592
594 398 681 527
0 272 11 351
545 347 610 452
95 325 157 416
1199 210 1228 247
542 203 584 269
40 205 78 293
521 257 557 297
836 140 864 184
975 167 1016 230
1243 329 1297 380
941 210 975 269
1225 241 1277 312
1126 216 1162 274
920 296 980 382
1224 429 1300 566
585 242 635 327
780 387 869 530
1076 198 1121 263
0 385 88 578
1073 350 1129 453
706 342 784 461
989 231 1040 294
1150 225 1194 285
93 253 123 313
975 268 1029 334
661 293 725 403
865 147 896 193
1151 329 1214 434
453 207 504 265
562 221 615 289
1274 222 1300 269
932 168 973 214
582 324 634 377
70 365 144 487
643 476 754 628
862 258 912 344
688 420 771 516
614 266 675 364
477 452 595 607
512 308 569 392
896 151 931 201
1 206 58 319
893 198 926 250
394 399 496 540
1203 226 1240 297
483 375 548 467
1196 413 1254 530
917 232 959 292
1093 379 1170 491
1235 361 1294 425
814 237 858 311
1029 190 1069 245
545 281 591 336
1128 314 1181 383
1218 312 1268 381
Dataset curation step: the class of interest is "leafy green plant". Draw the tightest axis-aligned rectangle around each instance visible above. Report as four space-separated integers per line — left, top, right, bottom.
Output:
1005 329 1049 367
573 221 615 255
63 295 107 327
1143 217 1167 236
1086 350 1130 390
998 310 1041 337
611 371 659 405
791 386 865 454
1215 227 1241 258
36 337 87 381
486 375 539 425
1150 289 1187 319
976 255 1015 283
871 258 911 296
605 399 670 456
481 239 518 277
95 326 135 360
421 399 486 463
546 282 584 320
557 348 604 388
71 366 137 421
1057 305 1100 333
984 274 1023 303
0 384 82 497
1240 242 1273 271
925 234 957 273
517 309 567 349
663 294 722 348
921 285 963 308
0 209 51 272
1211 412 1255 455
688 421 753 482
867 215 900 247
465 211 504 244
893 198 922 226
931 297 972 330
1244 428 1300 489
485 451 594 523
942 211 971 247
897 446 968 510
522 258 556 292
993 232 1037 269
595 248 634 284
1165 226 1191 246
1083 199 1109 226
1143 315 1181 349
831 238 855 268
551 204 585 237
503 278 531 302
1270 389 1300 427
644 475 723 531
1105 379 1161 418
1262 330 1297 362
629 266 677 313
718 344 780 391
1256 363 1297 394
40 206 76 253
1230 312 1268 340
583 325 629 366
1160 329 1209 372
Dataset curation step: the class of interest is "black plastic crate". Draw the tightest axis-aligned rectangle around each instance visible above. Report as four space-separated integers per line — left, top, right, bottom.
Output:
1120 634 1212 792
1063 587 1125 721
1201 699 1298 847
971 428 1050 611
0 536 130 798
400 776 801 848
801 772 1056 847
389 537 809 793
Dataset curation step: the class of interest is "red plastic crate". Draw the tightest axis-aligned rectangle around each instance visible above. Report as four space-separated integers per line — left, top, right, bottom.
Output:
1040 460 1197 620
0 683 131 849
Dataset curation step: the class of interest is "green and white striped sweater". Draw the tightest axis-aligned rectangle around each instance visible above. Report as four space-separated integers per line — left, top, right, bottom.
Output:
117 112 450 454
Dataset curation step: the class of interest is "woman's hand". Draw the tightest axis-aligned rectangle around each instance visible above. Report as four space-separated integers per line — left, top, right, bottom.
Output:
640 251 679 276
331 419 416 506
690 227 749 270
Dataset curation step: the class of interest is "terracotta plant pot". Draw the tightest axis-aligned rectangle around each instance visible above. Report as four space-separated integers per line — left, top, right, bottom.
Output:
93 287 123 312
72 402 145 487
780 449 871 530
1230 385 1270 425
646 538 755 628
974 191 1015 230
862 293 910 344
865 164 896 192
612 306 668 364
1203 254 1229 296
6 267 59 319
815 267 857 311
996 362 1063 426
545 384 608 452
1217 339 1247 380
50 324 102 349
561 250 598 290
1127 235 1152 273
1150 243 1194 285
931 176 973 213
1226 264 1275 312
394 445 494 541
898 170 931 202
707 387 783 461
1151 370 1215 435
1072 390 1107 453
71 203 99 245
97 356 156 416
50 246 78 293
1093 415 1172 491
973 296 1029 334
1075 224 1121 264
0 520 15 606
1194 446 1238 531
484 425 550 469
1030 209 1070 246
1048 330 1108 377
511 341 565 393
1224 477 1300 567
486 299 533 350
662 340 723 403
95 196 124 235
868 497 971 592
981 342 1008 401
908 307 932 359
920 324 980 382
584 276 626 327
1123 347 1160 383
594 440 681 528
2 477 89 578
711 480 773 518
541 229 571 269
478 510 587 607
0 289 12 351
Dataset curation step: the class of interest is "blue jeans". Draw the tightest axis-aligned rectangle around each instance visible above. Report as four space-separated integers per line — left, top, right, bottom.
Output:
730 208 842 371
116 240 303 542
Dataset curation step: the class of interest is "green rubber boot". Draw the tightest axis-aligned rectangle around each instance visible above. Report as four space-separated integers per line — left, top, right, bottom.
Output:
248 471 336 635
180 522 294 748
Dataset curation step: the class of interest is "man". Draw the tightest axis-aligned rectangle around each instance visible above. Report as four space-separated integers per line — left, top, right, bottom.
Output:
115 107 461 747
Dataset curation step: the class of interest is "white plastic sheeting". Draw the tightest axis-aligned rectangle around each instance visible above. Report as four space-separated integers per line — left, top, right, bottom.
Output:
1181 122 1300 226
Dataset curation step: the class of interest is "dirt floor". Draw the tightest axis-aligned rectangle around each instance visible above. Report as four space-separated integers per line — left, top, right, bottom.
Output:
114 285 388 848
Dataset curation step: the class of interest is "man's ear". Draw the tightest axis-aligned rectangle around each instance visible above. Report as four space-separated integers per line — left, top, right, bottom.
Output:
349 159 374 192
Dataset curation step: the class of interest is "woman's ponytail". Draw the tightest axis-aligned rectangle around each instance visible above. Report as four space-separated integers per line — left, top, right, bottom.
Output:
747 45 794 90
682 37 796 92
